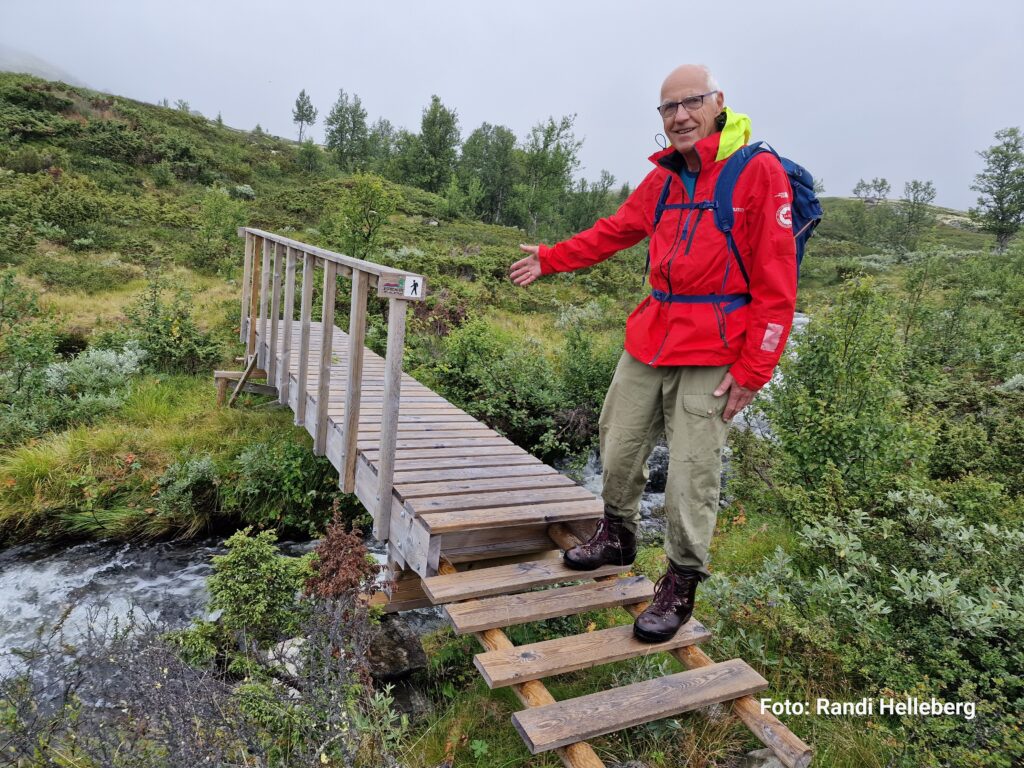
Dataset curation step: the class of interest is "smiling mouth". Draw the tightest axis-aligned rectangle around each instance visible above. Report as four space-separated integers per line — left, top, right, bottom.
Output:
675 127 696 136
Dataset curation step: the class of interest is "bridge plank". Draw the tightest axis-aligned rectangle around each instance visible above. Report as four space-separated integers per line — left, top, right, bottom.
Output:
446 575 654 635
476 619 712 688
512 659 768 754
396 474 576 500
357 427 494 441
421 499 603 534
422 559 629 604
392 454 538 472
363 446 529 461
359 436 514 451
410 486 595 514
395 465 558 484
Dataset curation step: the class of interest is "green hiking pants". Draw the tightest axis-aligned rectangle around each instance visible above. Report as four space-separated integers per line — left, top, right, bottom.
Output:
598 351 730 579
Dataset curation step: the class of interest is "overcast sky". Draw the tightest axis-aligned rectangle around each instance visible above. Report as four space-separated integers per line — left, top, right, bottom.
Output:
2 0 1023 211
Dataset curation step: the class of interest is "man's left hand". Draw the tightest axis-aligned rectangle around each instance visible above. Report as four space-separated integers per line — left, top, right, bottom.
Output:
713 372 756 422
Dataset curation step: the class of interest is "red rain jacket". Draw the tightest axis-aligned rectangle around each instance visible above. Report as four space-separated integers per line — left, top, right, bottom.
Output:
538 127 797 391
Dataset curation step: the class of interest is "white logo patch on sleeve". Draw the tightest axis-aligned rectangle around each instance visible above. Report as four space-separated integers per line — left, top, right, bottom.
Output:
776 203 792 229
761 322 784 352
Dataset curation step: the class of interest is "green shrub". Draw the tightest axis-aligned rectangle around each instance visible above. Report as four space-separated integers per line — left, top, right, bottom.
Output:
151 160 174 188
42 342 145 429
0 219 35 265
0 270 57 446
429 318 561 458
153 128 216 183
192 187 248 275
111 270 223 374
549 325 620 454
221 441 343 536
705 483 1024 766
79 118 148 164
23 251 141 292
766 278 931 507
207 527 312 647
150 455 220 538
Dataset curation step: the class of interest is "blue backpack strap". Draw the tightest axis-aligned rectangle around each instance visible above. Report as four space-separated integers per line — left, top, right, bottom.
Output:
712 140 772 287
644 175 674 284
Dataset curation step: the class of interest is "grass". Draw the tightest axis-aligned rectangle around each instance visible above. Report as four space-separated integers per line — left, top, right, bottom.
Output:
0 375 306 542
26 258 239 335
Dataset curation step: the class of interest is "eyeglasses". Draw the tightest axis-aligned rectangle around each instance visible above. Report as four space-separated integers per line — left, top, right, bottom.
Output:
657 91 718 119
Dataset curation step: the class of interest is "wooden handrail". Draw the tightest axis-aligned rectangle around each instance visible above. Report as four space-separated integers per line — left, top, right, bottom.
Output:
237 228 426 548
238 226 425 285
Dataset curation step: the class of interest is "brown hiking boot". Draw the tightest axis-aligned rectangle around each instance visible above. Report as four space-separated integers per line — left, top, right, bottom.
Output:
633 561 700 642
563 514 637 571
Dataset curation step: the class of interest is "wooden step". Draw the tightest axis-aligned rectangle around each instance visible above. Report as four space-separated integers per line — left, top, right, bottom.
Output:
422 558 631 604
512 659 768 754
476 619 712 688
446 575 655 634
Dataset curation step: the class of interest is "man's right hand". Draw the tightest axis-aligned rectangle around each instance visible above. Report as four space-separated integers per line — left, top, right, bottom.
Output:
510 244 542 287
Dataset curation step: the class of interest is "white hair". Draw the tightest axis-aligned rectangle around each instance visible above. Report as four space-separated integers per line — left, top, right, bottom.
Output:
699 65 721 93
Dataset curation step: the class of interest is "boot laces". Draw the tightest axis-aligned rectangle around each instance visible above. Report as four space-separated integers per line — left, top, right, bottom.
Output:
649 570 683 615
577 517 612 554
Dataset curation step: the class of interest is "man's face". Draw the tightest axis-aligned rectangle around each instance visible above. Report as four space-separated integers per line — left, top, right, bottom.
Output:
660 68 725 157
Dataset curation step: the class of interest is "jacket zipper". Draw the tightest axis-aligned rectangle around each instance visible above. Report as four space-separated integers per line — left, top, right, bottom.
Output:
650 165 703 365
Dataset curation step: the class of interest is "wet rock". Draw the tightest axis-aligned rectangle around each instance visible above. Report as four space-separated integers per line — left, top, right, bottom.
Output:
735 748 785 768
264 637 305 677
367 614 427 682
644 443 669 493
385 675 432 722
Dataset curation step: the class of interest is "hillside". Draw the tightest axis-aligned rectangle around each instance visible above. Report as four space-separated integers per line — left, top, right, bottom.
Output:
1 72 1022 768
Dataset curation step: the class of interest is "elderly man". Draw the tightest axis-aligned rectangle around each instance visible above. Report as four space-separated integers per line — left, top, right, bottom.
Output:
509 64 797 642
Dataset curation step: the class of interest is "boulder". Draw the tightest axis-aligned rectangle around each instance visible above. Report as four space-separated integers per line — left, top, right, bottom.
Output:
367 614 428 682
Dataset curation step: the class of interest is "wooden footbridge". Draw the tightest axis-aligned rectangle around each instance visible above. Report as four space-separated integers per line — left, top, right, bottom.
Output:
219 227 812 768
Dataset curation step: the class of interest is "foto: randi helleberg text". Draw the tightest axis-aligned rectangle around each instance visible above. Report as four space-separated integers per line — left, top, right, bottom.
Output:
760 697 976 720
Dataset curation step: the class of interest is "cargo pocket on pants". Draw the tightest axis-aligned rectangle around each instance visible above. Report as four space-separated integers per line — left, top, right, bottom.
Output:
681 394 724 420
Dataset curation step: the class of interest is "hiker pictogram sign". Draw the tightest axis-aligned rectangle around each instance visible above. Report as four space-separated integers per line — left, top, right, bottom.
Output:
378 273 426 300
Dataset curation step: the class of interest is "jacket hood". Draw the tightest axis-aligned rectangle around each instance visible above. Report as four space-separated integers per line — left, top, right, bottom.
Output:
649 106 752 171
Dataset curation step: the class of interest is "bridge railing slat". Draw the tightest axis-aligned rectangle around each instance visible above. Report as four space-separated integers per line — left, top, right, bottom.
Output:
267 242 283 387
240 232 254 344
341 269 369 493
314 259 338 456
257 237 271 371
295 252 315 425
278 246 297 405
374 296 408 541
246 235 263 359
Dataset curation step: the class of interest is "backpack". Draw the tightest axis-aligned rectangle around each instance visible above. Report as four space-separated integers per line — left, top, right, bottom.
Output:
647 141 823 312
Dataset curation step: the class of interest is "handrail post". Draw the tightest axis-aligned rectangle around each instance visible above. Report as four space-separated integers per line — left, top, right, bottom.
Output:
313 260 338 456
267 242 283 388
246 235 263 360
240 232 254 344
257 237 272 370
340 269 369 493
295 252 315 426
278 246 297 406
373 297 408 542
